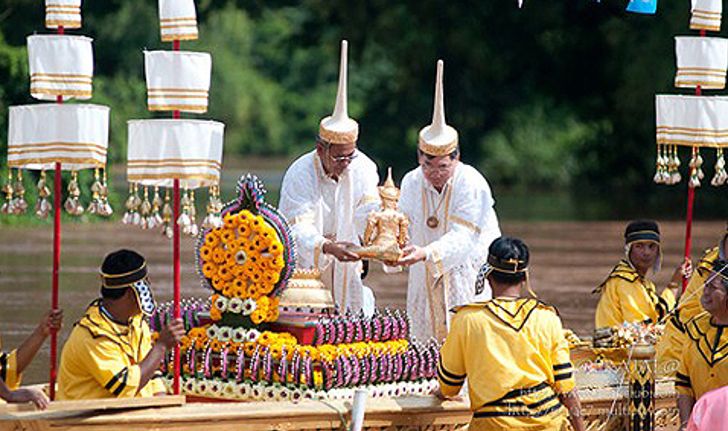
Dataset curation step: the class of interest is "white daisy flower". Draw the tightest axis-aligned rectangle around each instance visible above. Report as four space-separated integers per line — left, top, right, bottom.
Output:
214 296 229 313
236 382 250 400
209 379 223 397
183 378 197 395
303 389 316 400
251 384 264 401
315 390 327 401
222 381 237 399
217 326 232 343
197 379 210 396
246 328 261 343
265 385 277 401
242 298 257 316
290 388 303 404
232 327 247 344
206 324 219 340
228 297 244 314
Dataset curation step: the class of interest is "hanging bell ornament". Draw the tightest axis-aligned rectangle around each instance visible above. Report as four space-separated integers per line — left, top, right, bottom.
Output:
64 171 85 216
669 146 681 185
1 170 15 215
10 170 28 215
87 169 103 215
35 170 52 219
688 149 703 188
201 185 224 229
123 183 142 225
711 149 727 187
97 169 113 217
149 187 164 229
162 189 173 238
139 186 153 229
177 188 193 235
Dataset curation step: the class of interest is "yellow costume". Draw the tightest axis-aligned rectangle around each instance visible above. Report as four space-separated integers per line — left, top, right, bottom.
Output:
656 248 719 376
675 311 728 400
57 300 165 400
438 298 575 431
594 260 676 330
0 337 22 404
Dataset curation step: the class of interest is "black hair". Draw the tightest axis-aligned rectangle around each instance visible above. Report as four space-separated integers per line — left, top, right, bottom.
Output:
488 236 529 285
713 259 728 290
417 147 459 160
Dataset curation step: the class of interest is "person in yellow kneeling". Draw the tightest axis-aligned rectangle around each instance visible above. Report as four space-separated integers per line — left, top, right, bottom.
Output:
675 258 728 430
57 249 184 400
437 236 585 431
594 220 689 330
656 224 726 376
0 309 63 409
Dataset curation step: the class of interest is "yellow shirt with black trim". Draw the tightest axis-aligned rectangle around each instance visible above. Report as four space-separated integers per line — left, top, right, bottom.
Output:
57 300 166 400
0 336 22 404
675 312 728 400
594 260 676 330
656 248 718 375
438 298 575 431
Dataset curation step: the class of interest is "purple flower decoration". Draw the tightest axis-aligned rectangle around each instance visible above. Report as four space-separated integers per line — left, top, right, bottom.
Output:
250 345 262 383
221 348 229 379
354 318 364 343
290 350 301 386
314 321 325 346
323 361 334 391
359 357 369 385
325 320 337 345
263 348 273 382
278 346 288 384
344 320 354 344
363 318 372 343
372 316 382 342
335 319 346 345
203 346 213 379
236 348 245 383
303 356 313 388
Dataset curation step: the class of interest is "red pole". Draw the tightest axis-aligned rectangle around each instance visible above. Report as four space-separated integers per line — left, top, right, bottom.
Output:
172 37 181 395
682 82 701 293
49 25 64 401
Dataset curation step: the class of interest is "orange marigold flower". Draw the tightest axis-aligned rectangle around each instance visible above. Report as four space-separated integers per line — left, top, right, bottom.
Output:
223 212 238 229
218 265 233 281
236 224 251 239
212 249 226 264
272 257 285 270
243 342 256 357
199 245 213 261
250 309 264 325
209 306 222 321
258 282 274 295
250 215 264 232
268 242 283 257
222 282 236 298
202 263 218 279
205 229 221 247
211 276 226 292
210 339 223 352
221 228 236 244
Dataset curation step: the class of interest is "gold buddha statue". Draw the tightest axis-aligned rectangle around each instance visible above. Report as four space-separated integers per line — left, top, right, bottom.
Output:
350 168 409 263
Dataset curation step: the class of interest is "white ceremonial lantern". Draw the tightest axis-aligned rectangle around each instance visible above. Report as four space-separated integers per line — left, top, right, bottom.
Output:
127 119 224 189
27 35 93 101
674 37 728 90
7 104 109 171
691 0 722 32
45 0 82 29
159 0 198 42
144 51 212 113
656 95 728 147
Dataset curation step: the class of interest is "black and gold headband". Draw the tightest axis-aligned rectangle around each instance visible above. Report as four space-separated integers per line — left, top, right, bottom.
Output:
486 253 528 274
625 229 660 245
100 262 148 288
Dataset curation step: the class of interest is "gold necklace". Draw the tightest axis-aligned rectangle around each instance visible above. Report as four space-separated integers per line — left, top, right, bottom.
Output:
426 183 449 229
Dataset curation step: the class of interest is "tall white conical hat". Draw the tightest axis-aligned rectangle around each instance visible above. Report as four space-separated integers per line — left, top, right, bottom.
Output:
319 40 359 145
418 60 458 156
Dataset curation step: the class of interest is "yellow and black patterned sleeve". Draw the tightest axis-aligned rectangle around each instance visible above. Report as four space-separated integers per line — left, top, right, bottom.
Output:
549 315 575 394
81 338 142 398
675 349 694 398
0 349 22 389
438 313 467 396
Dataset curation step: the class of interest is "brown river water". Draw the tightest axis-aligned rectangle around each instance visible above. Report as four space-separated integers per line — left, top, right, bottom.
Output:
0 220 724 384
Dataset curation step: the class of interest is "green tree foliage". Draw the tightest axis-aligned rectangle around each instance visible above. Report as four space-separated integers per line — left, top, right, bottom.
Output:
1 0 726 219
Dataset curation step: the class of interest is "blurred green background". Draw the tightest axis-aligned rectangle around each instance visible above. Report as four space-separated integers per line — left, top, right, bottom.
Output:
0 0 726 222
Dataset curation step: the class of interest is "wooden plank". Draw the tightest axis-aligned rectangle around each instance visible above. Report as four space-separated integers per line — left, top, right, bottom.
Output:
0 395 185 416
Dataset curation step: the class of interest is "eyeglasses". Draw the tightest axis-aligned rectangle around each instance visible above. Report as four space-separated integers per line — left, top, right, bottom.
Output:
328 150 358 163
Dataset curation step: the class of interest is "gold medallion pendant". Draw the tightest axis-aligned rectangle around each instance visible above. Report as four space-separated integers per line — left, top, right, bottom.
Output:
426 216 439 229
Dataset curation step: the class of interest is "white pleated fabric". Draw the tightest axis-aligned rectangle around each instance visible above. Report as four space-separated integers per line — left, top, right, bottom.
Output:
7 104 109 171
127 119 224 189
144 51 211 113
158 0 198 42
45 0 82 29
656 95 728 148
691 0 722 32
27 35 93 101
675 37 728 90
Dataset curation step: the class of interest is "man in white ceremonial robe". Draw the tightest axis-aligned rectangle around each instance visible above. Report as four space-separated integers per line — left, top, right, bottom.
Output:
279 41 380 316
398 60 501 341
